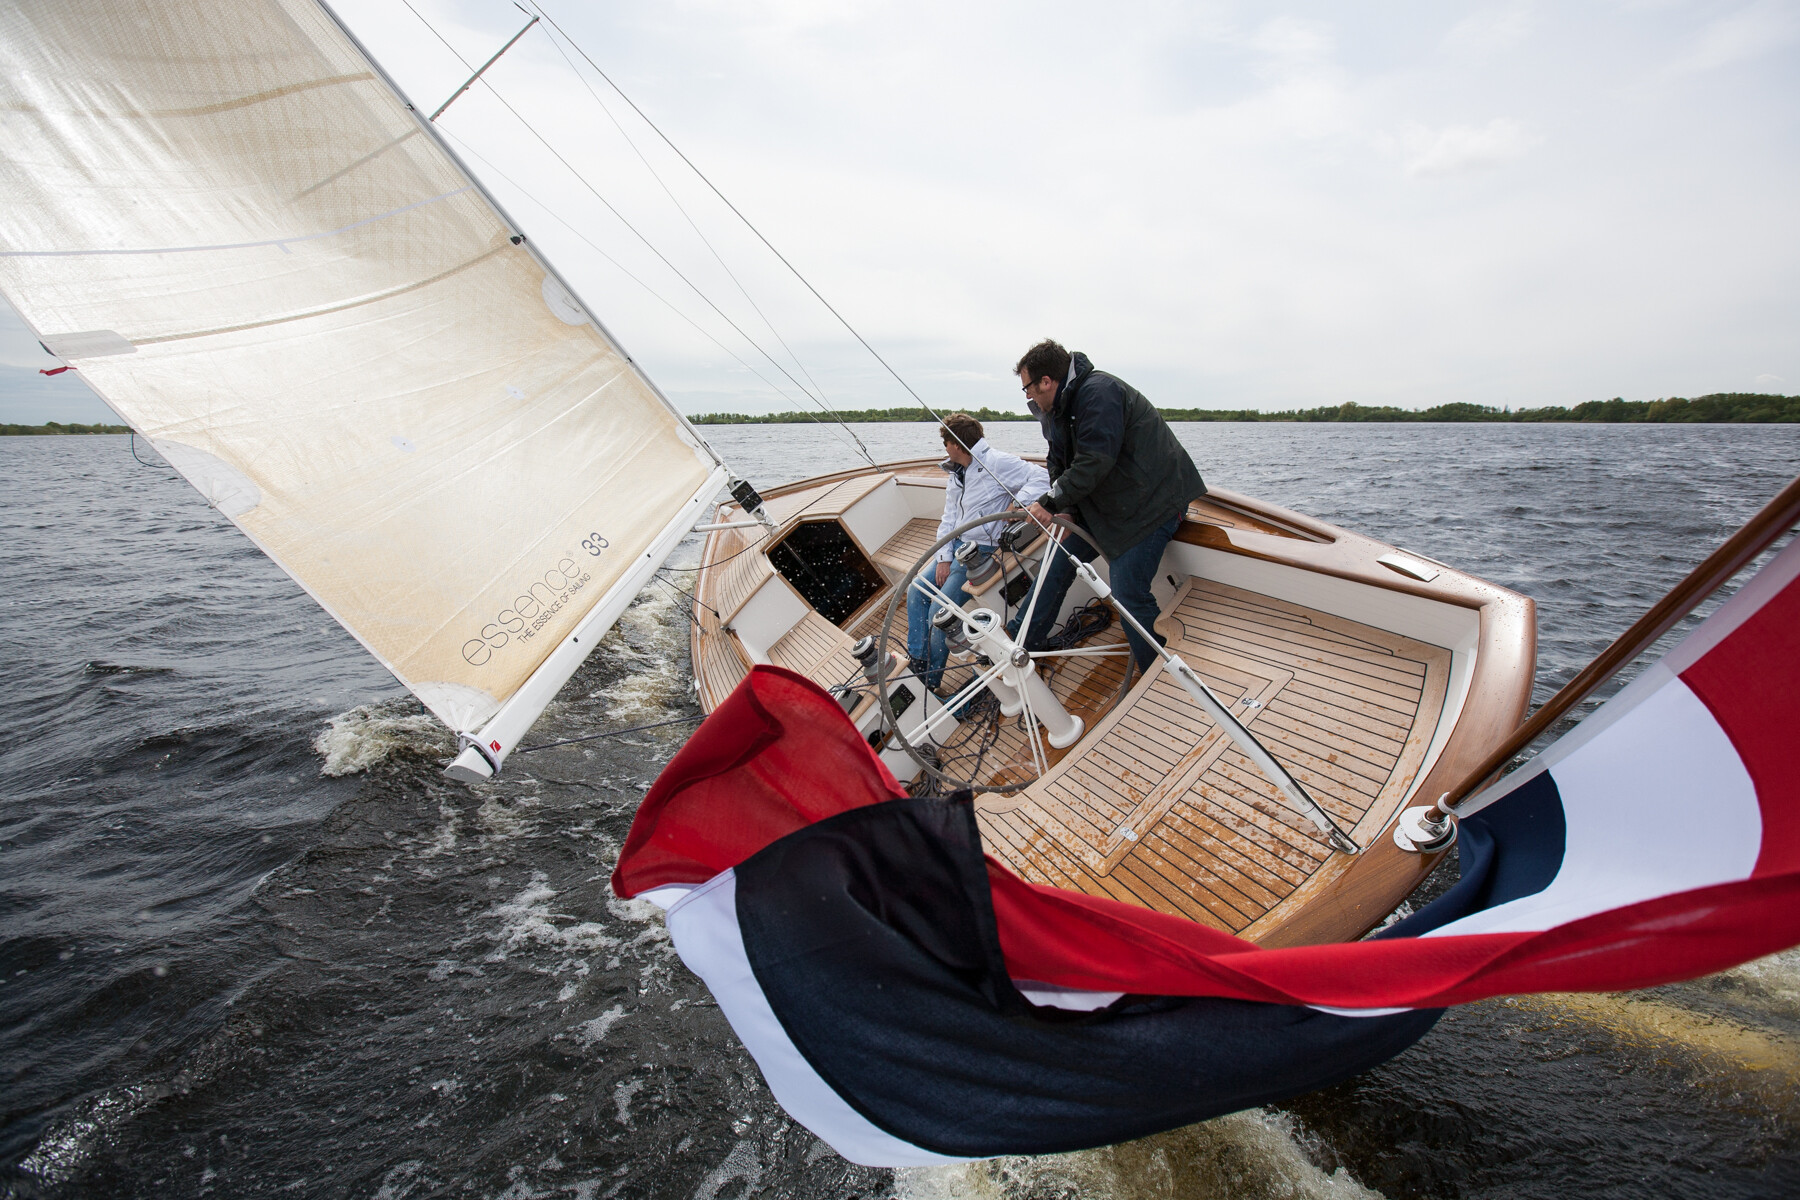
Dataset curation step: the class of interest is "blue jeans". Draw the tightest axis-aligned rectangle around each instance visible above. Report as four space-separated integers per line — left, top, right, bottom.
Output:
906 539 991 690
1016 514 1181 671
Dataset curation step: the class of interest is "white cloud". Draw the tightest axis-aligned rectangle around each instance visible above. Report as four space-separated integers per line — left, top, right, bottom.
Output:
1246 15 1336 71
1400 117 1539 177
1443 4 1536 53
1755 373 1787 390
1671 1 1800 73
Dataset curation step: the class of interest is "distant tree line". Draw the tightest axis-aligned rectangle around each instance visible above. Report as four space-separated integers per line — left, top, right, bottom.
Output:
689 393 1800 425
0 420 132 436
12 394 1794 436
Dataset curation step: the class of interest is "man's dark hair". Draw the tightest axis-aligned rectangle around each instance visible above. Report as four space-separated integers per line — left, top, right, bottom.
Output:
1014 339 1071 386
940 412 983 449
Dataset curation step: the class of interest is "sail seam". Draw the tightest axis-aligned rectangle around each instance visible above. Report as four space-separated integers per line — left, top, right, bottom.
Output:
130 242 510 347
0 185 473 258
434 126 872 462
0 72 376 120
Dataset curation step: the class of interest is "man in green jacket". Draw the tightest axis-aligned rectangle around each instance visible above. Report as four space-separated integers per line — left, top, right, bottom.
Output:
1010 339 1206 671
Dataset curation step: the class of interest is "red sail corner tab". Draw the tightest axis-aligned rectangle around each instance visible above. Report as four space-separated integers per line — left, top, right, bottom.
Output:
39 366 72 376
1678 566 1800 877
611 665 905 898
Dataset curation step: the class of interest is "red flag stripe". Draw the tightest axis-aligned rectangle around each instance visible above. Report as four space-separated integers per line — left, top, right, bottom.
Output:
1679 563 1800 876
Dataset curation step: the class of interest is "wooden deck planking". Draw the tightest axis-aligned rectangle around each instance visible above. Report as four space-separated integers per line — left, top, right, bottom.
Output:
711 543 775 623
1253 707 1403 781
1196 587 1425 665
1264 696 1407 759
693 612 749 711
1143 821 1285 913
759 471 891 527
976 578 1450 934
1279 678 1417 736
1159 807 1312 895
1184 615 1426 703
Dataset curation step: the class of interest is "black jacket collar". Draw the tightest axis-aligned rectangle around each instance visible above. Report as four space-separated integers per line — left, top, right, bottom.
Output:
1052 351 1096 416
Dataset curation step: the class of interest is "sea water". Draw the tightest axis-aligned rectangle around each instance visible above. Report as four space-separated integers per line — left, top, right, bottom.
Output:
3 424 1799 1198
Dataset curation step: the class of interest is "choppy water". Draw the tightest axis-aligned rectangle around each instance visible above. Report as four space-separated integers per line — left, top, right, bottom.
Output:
4 424 1800 1199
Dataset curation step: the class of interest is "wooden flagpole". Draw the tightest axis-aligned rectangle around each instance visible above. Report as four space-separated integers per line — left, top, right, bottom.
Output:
1434 472 1800 819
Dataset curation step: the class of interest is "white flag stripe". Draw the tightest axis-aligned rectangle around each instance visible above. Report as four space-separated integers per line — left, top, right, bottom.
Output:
663 871 969 1168
1428 677 1760 939
1461 536 1800 818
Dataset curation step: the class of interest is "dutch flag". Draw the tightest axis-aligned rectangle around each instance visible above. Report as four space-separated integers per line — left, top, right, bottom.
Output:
613 539 1800 1166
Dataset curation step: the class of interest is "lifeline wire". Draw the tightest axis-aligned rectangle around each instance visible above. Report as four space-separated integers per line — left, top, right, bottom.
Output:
515 713 704 754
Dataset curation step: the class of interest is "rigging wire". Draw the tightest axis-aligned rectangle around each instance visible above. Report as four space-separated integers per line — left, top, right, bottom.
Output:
527 4 959 434
517 3 1085 626
398 0 877 468
652 570 721 619
652 574 713 625
525 5 867 463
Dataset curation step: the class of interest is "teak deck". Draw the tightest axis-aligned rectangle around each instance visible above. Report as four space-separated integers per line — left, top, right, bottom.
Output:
691 461 1532 945
973 579 1449 936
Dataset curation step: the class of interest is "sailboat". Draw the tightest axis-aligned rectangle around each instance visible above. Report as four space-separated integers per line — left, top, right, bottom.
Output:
0 0 1531 958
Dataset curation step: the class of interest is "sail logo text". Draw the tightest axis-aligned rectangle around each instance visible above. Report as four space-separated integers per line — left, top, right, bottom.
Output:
462 554 595 667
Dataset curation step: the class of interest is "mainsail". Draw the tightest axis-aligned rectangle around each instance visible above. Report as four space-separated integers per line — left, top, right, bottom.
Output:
0 0 726 779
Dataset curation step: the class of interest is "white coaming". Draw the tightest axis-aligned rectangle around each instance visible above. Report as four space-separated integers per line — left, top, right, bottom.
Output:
839 478 912 559
732 577 808 663
893 475 949 519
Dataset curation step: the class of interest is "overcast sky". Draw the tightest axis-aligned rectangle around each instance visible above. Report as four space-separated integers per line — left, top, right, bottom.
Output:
4 0 1796 424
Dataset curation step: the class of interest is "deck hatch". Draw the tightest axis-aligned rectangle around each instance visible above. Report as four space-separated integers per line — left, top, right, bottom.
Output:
769 519 886 625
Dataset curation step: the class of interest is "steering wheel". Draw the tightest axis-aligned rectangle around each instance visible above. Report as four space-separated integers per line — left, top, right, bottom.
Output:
872 511 1131 794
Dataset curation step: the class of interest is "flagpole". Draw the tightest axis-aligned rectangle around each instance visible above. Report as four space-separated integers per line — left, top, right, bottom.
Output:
1430 472 1800 823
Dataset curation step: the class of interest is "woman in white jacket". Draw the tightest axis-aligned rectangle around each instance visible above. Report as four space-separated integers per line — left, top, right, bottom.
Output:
907 413 1050 690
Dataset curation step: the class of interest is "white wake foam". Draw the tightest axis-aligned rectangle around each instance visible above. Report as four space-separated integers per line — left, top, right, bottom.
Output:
589 588 685 720
1713 946 1800 1011
895 1110 1381 1200
313 700 454 776
484 873 618 962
